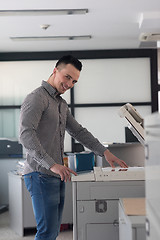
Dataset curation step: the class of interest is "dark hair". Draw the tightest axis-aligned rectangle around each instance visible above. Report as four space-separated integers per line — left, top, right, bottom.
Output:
55 55 82 71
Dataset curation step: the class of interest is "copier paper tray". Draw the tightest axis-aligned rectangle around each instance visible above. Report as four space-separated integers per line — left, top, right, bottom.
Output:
72 166 145 182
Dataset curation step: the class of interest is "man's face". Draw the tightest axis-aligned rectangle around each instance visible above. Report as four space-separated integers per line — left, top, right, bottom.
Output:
51 64 80 94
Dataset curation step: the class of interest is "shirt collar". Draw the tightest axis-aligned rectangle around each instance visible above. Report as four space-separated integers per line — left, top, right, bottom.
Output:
42 80 59 98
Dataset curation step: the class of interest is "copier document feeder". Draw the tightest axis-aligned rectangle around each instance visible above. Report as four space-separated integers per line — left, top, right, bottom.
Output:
118 103 144 145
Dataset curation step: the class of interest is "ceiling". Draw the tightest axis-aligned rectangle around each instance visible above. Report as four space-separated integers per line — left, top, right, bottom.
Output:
0 0 160 52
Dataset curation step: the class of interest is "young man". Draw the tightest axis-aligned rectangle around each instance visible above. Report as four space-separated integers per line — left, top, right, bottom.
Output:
19 55 128 240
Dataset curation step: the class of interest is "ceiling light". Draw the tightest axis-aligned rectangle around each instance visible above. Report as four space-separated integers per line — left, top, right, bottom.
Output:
0 9 88 16
10 35 92 41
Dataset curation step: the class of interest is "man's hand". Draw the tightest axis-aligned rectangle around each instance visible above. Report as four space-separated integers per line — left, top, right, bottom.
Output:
104 149 128 168
50 164 77 182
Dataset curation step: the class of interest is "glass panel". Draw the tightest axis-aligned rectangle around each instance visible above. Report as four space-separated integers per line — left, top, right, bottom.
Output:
0 107 71 152
0 109 20 139
75 106 151 144
75 58 151 103
0 60 70 105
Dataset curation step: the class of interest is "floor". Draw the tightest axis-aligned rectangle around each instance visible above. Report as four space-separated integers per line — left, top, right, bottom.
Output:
0 211 73 240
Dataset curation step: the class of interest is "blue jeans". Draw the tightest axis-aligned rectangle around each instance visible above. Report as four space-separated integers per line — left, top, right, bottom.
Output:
24 172 65 240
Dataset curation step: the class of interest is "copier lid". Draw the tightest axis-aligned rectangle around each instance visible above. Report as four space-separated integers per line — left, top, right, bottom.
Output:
118 103 144 145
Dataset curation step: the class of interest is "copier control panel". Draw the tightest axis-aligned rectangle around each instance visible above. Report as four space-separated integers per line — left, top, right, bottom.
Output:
72 166 145 182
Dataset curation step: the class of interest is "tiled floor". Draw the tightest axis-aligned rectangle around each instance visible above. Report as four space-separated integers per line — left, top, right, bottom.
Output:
0 211 73 240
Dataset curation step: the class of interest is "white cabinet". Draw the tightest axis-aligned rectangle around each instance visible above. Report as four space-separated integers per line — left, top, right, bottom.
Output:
8 173 73 236
8 173 36 236
0 159 19 205
145 113 160 240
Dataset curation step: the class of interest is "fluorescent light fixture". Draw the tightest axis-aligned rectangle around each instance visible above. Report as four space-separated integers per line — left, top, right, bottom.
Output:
10 35 92 41
0 9 88 16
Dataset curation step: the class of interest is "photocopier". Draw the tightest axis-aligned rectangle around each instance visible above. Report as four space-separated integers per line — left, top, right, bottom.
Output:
72 103 146 240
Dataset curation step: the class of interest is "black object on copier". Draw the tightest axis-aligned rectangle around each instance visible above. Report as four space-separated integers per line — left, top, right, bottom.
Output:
0 139 23 158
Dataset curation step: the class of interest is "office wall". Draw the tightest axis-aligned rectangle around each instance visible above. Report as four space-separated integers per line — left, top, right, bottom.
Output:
0 57 152 150
0 49 157 205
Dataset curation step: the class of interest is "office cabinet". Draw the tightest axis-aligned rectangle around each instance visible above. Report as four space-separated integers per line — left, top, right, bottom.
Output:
145 113 160 240
0 159 19 205
8 173 36 236
8 173 73 236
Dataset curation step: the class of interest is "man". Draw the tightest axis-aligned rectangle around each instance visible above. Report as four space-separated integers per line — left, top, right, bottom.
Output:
19 55 128 240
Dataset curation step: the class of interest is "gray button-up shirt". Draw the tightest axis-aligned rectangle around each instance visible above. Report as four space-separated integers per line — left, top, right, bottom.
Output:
19 81 106 177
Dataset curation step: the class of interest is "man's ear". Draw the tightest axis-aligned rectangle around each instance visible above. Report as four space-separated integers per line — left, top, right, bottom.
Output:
53 67 57 74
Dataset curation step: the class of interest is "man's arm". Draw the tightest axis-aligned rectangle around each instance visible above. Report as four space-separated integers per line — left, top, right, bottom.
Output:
50 164 77 182
19 92 56 170
20 93 78 181
66 109 128 168
104 149 128 168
